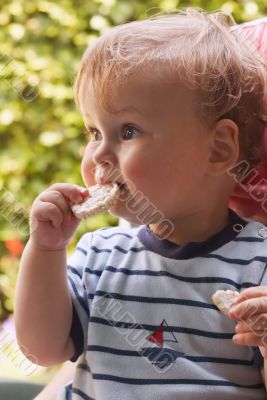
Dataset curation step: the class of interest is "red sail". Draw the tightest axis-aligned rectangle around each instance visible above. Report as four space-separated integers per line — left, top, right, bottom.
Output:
146 323 163 347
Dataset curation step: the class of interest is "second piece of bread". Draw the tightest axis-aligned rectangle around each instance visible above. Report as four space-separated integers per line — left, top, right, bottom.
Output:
212 290 240 314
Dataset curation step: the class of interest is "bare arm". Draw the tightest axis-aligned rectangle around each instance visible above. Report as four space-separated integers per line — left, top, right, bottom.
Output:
14 183 88 366
15 241 74 366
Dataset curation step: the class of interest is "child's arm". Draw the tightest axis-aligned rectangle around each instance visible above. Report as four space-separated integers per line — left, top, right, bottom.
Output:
15 241 75 366
14 183 88 366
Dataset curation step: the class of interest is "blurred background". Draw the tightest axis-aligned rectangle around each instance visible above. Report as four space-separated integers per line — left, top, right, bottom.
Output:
0 0 266 385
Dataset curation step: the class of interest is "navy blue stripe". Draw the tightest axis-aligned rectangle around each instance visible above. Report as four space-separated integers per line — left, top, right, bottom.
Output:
93 232 264 243
78 363 91 373
84 265 256 290
65 383 72 400
91 245 145 254
68 265 82 279
92 373 264 388
88 345 137 356
85 267 103 277
87 345 253 365
259 263 267 285
72 388 95 400
242 281 262 288
203 254 267 265
93 290 216 310
89 317 234 339
89 245 267 265
185 355 253 365
70 305 84 361
68 276 89 317
94 232 134 239
77 246 88 256
234 237 264 242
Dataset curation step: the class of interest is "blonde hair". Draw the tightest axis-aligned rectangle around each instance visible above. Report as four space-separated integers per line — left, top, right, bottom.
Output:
74 7 267 166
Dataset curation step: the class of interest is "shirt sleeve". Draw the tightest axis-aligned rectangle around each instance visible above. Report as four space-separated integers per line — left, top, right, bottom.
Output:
67 232 92 361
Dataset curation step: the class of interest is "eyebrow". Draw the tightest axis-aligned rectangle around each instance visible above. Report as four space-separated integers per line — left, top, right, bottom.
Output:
116 106 143 114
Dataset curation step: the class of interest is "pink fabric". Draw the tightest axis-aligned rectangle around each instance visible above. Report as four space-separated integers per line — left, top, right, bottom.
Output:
228 18 267 222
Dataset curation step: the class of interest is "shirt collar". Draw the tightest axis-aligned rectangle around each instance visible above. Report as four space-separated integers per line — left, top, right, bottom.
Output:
137 209 247 260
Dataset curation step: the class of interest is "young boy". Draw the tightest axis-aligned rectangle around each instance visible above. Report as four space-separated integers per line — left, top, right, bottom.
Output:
15 8 267 399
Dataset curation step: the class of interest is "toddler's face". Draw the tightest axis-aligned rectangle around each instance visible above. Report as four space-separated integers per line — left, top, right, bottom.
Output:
80 72 212 226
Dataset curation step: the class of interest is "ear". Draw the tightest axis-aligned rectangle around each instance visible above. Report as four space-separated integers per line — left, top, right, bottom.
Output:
207 119 239 176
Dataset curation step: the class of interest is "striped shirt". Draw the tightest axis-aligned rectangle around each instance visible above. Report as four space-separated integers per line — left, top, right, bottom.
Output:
59 210 267 399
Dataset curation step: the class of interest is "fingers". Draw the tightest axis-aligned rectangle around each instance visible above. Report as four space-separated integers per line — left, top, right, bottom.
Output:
233 316 267 348
47 183 88 205
40 190 71 218
232 331 267 348
227 286 267 351
229 296 267 320
231 286 267 307
235 314 267 334
32 201 64 229
31 184 89 229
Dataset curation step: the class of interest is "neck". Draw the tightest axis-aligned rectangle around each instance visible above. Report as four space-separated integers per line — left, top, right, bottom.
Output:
149 206 231 245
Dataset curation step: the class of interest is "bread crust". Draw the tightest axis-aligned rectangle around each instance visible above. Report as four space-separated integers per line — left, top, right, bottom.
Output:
71 183 120 219
212 289 240 314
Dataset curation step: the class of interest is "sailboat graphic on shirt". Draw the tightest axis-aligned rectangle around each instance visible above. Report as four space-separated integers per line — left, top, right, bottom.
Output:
141 319 184 370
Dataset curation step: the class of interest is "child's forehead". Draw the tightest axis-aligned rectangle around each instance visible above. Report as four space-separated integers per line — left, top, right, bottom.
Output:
80 70 199 117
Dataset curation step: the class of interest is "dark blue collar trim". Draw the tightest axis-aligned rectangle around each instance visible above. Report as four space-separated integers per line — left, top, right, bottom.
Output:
137 209 247 260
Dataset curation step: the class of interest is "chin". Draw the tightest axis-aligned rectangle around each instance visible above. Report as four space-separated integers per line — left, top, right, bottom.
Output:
108 203 141 226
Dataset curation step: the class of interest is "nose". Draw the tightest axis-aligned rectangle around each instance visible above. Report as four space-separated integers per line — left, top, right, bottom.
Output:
92 137 116 164
92 141 118 184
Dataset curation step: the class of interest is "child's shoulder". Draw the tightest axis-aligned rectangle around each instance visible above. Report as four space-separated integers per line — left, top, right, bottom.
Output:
234 217 267 251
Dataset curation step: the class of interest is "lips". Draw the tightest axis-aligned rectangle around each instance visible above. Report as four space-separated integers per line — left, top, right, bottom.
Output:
93 168 127 192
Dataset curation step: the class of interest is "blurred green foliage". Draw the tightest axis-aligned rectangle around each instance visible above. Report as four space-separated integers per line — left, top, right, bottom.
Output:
0 0 266 321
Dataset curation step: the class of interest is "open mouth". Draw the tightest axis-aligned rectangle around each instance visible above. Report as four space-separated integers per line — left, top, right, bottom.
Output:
116 182 129 196
117 182 126 190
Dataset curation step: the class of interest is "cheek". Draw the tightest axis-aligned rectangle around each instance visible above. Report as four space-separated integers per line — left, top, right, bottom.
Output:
123 150 163 182
122 153 148 184
122 155 161 198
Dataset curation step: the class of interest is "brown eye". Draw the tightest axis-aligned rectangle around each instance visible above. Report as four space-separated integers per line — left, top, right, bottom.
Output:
85 128 102 141
122 126 141 140
92 130 102 141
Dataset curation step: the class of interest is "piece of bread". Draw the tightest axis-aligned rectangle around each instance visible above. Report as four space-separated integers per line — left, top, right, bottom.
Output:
71 183 120 219
211 290 240 314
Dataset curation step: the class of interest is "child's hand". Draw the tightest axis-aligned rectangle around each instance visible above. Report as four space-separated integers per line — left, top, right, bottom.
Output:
228 286 267 358
30 183 88 251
